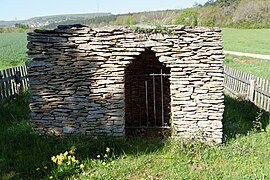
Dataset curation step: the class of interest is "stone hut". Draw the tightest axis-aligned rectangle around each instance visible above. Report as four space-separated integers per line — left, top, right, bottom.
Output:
27 24 224 143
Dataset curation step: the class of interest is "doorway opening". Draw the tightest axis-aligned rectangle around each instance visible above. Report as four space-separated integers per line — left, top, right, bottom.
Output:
125 49 171 134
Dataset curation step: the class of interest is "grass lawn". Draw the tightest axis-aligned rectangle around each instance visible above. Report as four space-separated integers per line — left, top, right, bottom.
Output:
224 54 270 80
222 28 270 55
0 92 269 179
0 33 28 70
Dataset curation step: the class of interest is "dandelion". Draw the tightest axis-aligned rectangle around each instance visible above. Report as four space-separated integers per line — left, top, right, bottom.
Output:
44 166 48 169
106 147 110 153
36 167 40 171
102 162 106 166
80 164 85 169
97 155 101 158
49 176 53 179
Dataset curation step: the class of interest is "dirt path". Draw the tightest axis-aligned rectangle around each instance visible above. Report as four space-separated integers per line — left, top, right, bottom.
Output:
223 50 270 60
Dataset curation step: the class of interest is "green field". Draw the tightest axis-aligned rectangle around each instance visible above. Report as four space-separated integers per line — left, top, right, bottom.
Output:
0 33 28 70
225 54 270 80
222 28 270 55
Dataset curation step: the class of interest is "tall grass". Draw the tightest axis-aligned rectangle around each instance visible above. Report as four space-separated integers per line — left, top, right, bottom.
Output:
0 93 269 179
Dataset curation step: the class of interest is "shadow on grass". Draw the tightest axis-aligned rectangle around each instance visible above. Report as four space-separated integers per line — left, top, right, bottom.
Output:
0 127 167 179
0 92 168 179
223 94 270 141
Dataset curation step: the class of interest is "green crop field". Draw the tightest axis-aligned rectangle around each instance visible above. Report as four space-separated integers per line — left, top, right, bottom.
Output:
0 33 28 70
222 28 270 55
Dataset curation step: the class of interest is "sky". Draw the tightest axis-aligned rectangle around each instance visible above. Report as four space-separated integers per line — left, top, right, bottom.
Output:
0 0 209 21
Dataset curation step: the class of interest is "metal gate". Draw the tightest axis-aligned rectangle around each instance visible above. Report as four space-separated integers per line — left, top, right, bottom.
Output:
125 69 171 129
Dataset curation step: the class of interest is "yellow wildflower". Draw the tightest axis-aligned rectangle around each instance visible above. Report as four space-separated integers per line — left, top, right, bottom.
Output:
49 176 53 179
80 164 85 169
106 147 110 153
97 155 101 158
51 156 57 163
71 155 76 162
44 166 48 169
36 167 40 171
69 146 76 155
104 154 108 158
102 162 106 166
254 156 258 160
64 151 68 157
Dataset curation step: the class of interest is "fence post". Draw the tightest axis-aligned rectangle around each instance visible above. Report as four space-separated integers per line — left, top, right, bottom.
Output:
248 79 255 102
0 71 3 99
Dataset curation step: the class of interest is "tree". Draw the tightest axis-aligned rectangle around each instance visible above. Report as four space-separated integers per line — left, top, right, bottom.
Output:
171 8 199 26
15 23 30 29
115 15 137 25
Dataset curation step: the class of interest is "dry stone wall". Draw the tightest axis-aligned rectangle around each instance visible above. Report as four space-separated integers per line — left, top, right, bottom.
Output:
27 24 224 143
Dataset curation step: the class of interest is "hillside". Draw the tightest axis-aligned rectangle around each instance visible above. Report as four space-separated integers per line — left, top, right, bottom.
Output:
172 0 270 28
0 13 112 28
1 0 270 30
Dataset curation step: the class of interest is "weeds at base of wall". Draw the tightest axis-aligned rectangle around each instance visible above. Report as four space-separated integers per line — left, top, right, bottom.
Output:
252 111 264 133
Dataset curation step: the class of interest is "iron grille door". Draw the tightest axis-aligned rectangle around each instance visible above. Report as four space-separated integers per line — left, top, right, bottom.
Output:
125 69 171 129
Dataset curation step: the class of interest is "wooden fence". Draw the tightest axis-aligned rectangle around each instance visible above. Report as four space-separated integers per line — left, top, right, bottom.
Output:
224 65 270 112
0 65 28 103
1 64 269 112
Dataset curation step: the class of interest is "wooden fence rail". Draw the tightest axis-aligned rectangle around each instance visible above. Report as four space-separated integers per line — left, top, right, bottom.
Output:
224 65 270 112
0 65 28 103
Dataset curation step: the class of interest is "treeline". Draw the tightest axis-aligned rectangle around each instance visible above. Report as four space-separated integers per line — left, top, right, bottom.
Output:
1 0 269 31
44 15 118 29
172 0 270 28
44 10 180 29
112 0 270 28
0 23 32 33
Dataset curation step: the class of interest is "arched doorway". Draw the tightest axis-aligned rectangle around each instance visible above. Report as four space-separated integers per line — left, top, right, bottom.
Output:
125 49 171 133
